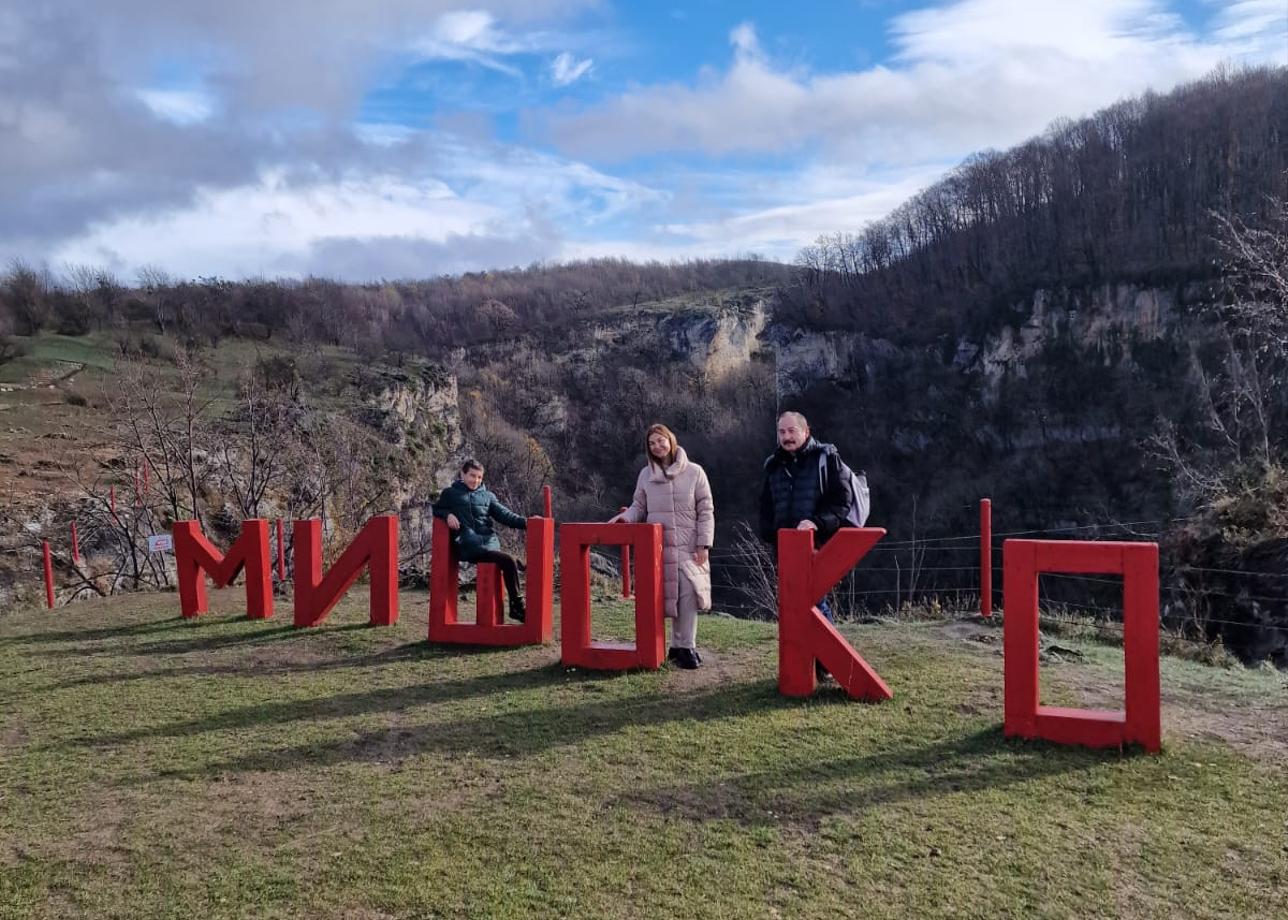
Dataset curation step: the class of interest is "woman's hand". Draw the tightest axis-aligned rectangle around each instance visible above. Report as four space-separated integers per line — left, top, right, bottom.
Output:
694 547 709 566
607 513 625 524
446 513 461 531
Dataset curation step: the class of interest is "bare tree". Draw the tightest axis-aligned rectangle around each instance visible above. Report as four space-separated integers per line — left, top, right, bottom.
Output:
725 522 778 618
3 258 50 335
136 264 174 334
1153 195 1288 513
212 362 297 519
109 349 216 529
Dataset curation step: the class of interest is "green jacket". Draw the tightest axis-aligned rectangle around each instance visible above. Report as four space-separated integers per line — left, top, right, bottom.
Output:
432 480 527 562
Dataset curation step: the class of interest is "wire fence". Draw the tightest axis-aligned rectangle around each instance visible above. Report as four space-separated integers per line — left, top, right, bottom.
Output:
16 494 1288 662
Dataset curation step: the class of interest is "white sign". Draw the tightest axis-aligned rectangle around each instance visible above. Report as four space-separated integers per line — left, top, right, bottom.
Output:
147 534 174 554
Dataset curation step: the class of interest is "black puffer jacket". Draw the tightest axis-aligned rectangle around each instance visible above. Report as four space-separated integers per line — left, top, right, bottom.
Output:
758 437 852 545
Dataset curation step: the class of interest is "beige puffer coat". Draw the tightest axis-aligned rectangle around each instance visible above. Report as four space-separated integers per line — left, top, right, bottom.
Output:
620 447 715 618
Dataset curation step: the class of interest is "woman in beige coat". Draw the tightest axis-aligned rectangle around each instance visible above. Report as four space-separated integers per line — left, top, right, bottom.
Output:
610 423 715 669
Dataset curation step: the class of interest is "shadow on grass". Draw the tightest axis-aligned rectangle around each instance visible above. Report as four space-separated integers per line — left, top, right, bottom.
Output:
0 616 192 647
145 678 797 780
48 638 532 690
612 725 1117 827
74 659 579 748
34 622 350 658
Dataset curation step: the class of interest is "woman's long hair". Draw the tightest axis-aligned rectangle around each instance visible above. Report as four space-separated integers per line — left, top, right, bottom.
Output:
644 423 679 470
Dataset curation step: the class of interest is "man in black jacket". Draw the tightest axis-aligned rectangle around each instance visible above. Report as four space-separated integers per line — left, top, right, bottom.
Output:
759 410 854 624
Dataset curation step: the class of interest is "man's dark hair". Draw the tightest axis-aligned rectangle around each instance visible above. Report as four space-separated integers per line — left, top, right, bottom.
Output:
461 458 485 474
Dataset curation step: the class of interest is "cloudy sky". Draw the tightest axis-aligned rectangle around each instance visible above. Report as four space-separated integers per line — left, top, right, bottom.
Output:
1 0 1284 281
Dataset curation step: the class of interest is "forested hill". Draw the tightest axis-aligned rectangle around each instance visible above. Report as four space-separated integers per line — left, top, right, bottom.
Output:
786 66 1287 341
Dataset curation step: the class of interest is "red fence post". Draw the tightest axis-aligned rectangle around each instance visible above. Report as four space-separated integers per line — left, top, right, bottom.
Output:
618 506 633 599
980 498 992 618
42 540 55 609
71 521 80 564
542 485 552 519
276 518 286 582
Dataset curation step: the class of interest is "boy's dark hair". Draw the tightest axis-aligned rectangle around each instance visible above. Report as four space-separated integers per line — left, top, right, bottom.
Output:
461 458 485 474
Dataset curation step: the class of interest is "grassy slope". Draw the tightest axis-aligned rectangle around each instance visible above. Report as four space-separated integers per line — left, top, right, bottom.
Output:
0 332 400 523
1 593 1285 920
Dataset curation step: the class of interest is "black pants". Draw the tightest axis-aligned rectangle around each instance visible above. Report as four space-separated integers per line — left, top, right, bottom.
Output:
474 549 522 601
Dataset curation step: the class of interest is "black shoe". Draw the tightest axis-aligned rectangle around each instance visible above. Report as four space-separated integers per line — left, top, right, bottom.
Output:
815 662 832 682
509 598 526 623
670 647 700 670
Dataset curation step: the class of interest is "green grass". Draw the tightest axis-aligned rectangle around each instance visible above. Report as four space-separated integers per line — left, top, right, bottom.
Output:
1 592 1285 919
0 333 118 384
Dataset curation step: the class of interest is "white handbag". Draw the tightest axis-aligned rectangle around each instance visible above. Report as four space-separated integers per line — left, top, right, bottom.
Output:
679 559 712 611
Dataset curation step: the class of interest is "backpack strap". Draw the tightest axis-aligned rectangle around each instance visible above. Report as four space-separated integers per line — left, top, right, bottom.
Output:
816 444 838 493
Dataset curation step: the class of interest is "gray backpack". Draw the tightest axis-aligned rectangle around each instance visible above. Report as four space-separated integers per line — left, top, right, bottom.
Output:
817 449 870 527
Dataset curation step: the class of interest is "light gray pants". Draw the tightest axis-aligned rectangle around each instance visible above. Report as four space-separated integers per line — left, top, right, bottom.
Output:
670 576 699 650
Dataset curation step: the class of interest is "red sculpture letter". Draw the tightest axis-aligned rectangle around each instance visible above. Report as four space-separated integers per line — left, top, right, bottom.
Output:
428 515 554 645
1004 540 1161 753
560 522 664 670
777 528 893 700
173 519 273 620
293 516 399 628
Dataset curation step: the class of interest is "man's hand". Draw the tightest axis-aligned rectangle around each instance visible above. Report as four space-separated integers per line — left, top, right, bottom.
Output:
694 547 709 566
607 513 625 524
796 519 818 531
446 513 461 531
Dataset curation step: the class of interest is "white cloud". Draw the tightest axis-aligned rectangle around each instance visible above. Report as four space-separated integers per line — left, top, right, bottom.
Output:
889 0 1187 64
551 51 593 86
544 0 1286 164
1210 0 1288 57
353 122 418 147
413 10 525 75
656 165 947 256
136 88 216 125
46 138 666 280
50 171 485 279
728 21 761 59
412 8 593 78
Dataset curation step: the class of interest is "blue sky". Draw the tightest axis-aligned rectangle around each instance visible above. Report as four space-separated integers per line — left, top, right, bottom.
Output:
1 0 1284 280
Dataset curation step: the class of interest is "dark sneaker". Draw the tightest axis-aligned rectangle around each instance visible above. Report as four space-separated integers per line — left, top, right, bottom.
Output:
509 598 526 623
815 662 832 682
671 647 700 670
